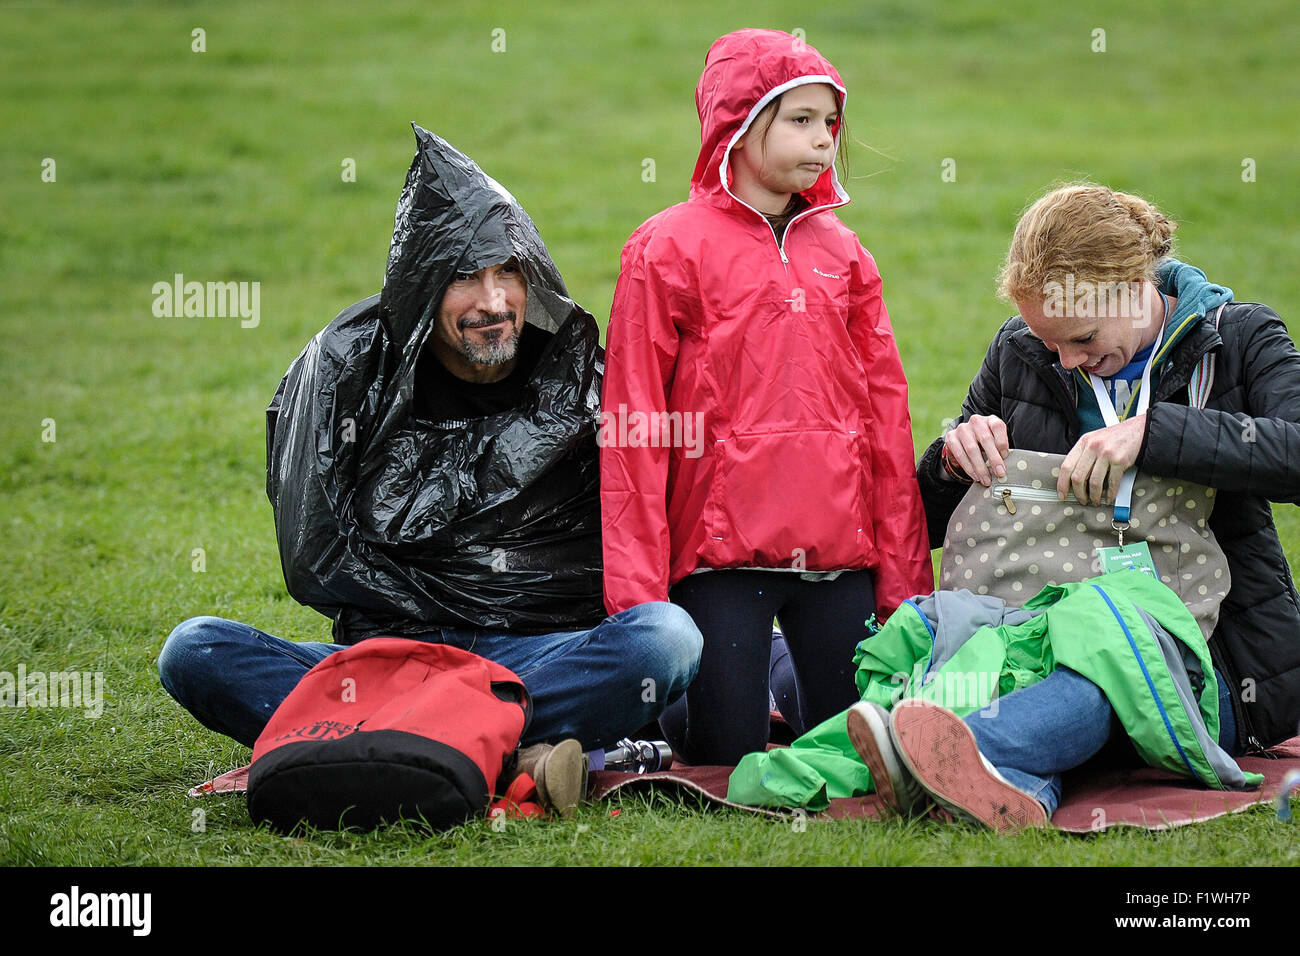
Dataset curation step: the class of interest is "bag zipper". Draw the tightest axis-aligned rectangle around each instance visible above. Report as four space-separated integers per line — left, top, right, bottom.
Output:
990 483 1078 515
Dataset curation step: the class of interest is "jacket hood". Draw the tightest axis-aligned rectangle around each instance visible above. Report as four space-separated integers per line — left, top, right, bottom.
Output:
690 29 849 213
380 124 579 349
1155 258 1234 352
905 591 1039 680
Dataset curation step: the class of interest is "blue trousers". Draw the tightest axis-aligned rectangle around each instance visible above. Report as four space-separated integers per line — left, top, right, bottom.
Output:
964 665 1242 816
158 602 702 752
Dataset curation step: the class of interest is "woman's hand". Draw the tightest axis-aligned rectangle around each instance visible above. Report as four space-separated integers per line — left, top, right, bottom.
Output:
943 414 1010 486
1058 414 1146 505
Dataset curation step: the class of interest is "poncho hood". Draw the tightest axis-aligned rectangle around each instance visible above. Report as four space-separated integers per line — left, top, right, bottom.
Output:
380 124 576 346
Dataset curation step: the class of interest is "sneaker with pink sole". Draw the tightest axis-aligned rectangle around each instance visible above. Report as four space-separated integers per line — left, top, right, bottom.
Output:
889 699 1049 834
846 701 930 816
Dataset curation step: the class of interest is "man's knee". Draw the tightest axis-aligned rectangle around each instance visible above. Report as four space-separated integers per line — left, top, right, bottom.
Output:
621 601 702 688
158 615 234 693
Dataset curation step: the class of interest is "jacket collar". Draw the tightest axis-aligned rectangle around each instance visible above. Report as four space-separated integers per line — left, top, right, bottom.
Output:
1005 320 1077 406
1151 313 1223 402
1005 312 1225 405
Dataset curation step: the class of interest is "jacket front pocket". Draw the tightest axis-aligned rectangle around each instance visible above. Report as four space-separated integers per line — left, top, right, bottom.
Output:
706 427 867 569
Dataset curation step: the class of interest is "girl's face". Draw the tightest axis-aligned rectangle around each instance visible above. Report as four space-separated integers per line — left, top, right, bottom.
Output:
730 84 838 215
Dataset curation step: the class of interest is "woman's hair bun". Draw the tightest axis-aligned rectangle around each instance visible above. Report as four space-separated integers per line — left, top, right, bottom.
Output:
997 182 1178 303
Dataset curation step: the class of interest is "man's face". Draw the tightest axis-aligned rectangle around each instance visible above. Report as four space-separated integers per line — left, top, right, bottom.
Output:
432 259 527 382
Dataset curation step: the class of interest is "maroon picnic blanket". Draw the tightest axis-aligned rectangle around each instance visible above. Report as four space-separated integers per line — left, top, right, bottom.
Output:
190 738 1300 833
586 737 1300 832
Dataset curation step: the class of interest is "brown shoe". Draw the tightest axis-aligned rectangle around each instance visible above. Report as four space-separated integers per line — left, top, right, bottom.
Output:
512 743 551 780
529 739 588 819
889 699 1048 835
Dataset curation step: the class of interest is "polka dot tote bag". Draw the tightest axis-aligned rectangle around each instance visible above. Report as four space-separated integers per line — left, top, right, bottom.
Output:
938 450 1230 640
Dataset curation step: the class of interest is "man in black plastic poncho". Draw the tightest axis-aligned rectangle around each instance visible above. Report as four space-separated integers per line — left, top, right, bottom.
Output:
159 127 702 788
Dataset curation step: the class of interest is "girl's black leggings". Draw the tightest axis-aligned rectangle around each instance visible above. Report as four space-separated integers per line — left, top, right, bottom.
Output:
660 568 876 766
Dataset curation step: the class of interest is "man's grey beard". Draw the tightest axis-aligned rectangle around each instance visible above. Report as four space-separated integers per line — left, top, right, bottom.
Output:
457 317 521 367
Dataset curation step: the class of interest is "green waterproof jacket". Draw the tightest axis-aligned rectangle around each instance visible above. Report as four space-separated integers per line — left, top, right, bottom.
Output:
727 571 1263 810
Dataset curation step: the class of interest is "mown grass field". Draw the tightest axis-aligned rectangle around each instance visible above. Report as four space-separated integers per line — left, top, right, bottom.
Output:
2 0 1298 870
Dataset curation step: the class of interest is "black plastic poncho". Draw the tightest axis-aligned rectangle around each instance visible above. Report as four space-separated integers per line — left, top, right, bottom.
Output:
266 126 605 643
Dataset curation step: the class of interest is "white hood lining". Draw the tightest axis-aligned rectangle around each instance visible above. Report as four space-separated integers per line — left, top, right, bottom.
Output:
717 74 850 211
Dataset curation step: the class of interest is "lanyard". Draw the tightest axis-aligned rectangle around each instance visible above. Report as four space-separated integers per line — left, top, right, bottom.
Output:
1086 293 1169 535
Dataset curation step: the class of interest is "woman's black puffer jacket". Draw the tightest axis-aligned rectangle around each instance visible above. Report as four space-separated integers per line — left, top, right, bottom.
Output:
918 302 1300 751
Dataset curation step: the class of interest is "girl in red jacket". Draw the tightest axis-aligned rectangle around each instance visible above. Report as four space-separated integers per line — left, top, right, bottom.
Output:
601 29 933 765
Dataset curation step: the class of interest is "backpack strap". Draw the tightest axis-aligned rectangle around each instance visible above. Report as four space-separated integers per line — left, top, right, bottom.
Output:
1188 304 1226 409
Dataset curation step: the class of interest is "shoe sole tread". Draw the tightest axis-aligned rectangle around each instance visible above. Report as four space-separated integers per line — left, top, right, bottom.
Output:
891 702 1047 834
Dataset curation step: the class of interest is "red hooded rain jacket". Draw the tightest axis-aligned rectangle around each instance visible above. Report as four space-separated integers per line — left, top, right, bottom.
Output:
600 29 933 619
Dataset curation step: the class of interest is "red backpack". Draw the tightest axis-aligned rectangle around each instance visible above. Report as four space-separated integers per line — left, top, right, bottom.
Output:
247 638 531 832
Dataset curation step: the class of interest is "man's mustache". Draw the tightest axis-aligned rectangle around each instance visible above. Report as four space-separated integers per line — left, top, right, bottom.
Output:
459 312 517 330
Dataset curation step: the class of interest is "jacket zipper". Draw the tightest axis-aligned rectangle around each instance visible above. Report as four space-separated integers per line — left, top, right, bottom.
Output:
1091 584 1201 780
1206 637 1269 757
720 175 845 271
1025 356 1082 440
906 599 939 691
1151 327 1221 404
775 205 829 263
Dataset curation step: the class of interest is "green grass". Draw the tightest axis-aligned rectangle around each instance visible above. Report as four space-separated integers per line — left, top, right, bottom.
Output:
2 0 1298 866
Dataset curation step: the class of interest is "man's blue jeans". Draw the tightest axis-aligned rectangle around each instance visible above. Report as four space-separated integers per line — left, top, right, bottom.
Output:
963 665 1241 816
158 602 702 752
